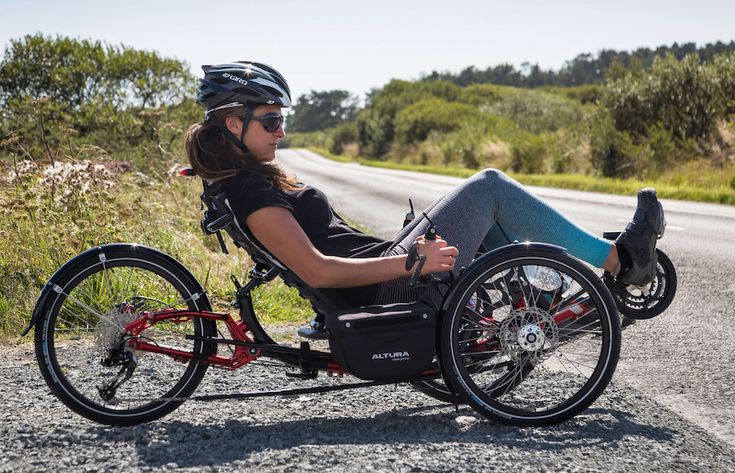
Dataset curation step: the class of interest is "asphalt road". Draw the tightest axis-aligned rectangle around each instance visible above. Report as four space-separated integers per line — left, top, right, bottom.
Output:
278 148 735 448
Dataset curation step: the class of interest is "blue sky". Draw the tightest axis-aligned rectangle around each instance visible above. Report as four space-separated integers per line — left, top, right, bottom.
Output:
2 0 734 101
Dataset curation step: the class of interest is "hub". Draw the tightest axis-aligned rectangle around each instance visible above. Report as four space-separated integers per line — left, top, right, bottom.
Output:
517 324 545 351
499 307 559 361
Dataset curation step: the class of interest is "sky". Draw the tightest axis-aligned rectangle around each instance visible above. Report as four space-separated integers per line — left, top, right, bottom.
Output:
2 0 735 102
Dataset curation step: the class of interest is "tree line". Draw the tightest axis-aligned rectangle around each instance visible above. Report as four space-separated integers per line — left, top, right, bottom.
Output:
421 41 735 88
2 34 734 183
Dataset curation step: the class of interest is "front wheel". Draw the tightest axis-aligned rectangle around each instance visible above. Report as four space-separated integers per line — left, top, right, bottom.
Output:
34 244 216 426
440 246 621 426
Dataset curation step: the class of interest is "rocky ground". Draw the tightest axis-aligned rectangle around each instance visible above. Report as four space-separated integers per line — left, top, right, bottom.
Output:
2 336 734 473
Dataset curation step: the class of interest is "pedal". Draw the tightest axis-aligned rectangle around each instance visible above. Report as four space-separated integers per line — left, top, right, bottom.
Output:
297 315 329 340
297 325 329 340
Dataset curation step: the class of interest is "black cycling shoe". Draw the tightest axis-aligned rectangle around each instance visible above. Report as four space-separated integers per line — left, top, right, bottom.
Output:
615 188 666 286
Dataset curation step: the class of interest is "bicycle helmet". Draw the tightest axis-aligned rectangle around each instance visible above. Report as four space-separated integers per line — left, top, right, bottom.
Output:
197 62 292 118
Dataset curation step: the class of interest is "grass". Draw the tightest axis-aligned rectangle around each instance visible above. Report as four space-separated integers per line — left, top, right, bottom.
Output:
306 147 735 205
0 160 313 341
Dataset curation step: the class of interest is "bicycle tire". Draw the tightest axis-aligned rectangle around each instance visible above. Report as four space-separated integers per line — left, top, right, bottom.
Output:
34 244 216 426
440 245 621 426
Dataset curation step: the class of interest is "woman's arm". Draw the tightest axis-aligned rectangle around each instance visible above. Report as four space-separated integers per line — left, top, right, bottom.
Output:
246 206 458 288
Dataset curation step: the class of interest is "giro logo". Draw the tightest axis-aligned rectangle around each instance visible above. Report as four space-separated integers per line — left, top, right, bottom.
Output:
222 73 248 86
372 351 410 361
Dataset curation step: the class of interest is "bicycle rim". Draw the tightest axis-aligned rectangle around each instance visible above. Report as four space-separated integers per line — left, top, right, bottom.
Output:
36 252 212 424
445 253 619 425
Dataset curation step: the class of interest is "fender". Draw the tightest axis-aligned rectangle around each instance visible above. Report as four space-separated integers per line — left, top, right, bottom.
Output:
441 241 567 314
20 243 212 337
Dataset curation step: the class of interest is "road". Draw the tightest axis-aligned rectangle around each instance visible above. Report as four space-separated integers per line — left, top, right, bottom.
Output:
278 148 735 448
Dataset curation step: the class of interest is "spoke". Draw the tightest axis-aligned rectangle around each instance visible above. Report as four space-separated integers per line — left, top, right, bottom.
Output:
460 315 493 329
123 266 134 306
553 349 597 374
62 291 124 330
459 334 494 344
55 310 95 332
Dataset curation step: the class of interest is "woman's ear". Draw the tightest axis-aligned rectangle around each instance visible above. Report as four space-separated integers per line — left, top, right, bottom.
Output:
224 116 242 135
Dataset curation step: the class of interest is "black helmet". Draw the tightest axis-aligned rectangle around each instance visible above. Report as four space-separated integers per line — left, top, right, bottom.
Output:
197 62 292 118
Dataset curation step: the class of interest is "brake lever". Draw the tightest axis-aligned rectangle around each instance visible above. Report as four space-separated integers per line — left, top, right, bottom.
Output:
406 213 437 288
402 199 416 228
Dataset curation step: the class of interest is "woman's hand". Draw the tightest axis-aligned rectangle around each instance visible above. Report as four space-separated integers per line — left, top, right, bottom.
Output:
413 235 459 275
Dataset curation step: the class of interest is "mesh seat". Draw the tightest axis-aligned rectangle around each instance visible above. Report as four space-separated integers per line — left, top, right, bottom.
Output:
199 180 351 317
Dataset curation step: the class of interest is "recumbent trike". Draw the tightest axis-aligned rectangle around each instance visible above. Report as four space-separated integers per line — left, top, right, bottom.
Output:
23 168 677 427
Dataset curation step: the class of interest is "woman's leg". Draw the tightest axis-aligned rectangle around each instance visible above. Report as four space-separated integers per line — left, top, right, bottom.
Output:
391 169 612 268
375 168 614 304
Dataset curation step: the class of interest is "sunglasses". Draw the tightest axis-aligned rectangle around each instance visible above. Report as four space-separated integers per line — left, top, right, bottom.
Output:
251 112 285 133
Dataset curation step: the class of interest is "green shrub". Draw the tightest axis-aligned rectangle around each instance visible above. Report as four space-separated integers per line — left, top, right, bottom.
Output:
483 89 589 134
356 80 462 158
542 84 602 104
330 121 358 155
645 123 679 173
712 54 735 115
282 130 332 149
394 99 481 144
457 83 510 105
437 127 485 168
510 134 546 173
602 53 725 142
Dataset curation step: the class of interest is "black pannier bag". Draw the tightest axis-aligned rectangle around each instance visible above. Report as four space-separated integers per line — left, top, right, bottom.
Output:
326 302 437 380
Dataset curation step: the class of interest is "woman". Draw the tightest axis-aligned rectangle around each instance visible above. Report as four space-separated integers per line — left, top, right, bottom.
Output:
185 62 665 309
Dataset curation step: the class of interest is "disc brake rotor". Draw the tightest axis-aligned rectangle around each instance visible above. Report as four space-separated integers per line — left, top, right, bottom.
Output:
498 306 559 363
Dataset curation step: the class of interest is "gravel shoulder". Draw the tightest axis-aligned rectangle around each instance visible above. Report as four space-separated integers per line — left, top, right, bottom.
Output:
3 338 735 473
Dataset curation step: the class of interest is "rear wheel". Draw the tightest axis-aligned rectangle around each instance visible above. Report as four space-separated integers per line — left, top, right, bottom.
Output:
34 245 216 426
441 246 621 426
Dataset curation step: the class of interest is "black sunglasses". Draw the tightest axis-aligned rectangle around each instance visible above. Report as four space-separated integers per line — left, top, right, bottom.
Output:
251 112 284 133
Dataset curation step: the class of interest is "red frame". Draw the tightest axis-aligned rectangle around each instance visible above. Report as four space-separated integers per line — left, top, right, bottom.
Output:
120 291 594 379
123 308 351 376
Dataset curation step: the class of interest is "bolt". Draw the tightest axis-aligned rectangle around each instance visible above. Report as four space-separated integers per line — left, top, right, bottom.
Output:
249 348 257 355
345 322 351 328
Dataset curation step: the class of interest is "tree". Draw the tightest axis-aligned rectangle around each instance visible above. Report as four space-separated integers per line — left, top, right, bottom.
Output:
0 34 195 165
0 33 193 111
287 90 360 132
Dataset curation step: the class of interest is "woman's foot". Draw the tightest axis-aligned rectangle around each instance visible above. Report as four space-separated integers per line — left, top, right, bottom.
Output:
615 188 666 286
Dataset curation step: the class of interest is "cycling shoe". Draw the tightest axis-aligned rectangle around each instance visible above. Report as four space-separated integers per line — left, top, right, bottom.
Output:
615 188 666 286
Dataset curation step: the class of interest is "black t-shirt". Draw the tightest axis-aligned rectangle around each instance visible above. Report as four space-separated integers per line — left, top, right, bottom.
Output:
219 171 392 306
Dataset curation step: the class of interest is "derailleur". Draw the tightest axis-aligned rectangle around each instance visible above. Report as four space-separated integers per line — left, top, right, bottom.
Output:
97 349 138 401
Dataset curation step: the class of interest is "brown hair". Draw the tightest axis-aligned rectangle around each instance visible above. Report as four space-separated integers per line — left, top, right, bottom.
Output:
184 106 299 189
